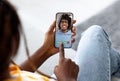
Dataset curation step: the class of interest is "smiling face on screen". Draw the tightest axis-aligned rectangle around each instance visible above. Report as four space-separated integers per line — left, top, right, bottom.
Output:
60 19 69 33
58 14 71 33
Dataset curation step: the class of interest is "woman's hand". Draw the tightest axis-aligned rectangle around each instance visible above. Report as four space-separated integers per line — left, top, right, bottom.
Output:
43 20 76 57
43 21 58 56
54 43 79 81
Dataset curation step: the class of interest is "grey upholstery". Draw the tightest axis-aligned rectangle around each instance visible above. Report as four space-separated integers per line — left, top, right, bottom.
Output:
72 0 120 81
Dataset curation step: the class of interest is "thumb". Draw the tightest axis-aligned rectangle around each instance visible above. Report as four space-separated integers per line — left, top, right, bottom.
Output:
48 21 56 33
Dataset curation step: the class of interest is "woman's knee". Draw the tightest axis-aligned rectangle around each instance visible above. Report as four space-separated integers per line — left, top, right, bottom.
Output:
83 25 104 35
81 25 109 40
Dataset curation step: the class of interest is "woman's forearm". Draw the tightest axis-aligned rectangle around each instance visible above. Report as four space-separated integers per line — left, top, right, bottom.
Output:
20 46 51 72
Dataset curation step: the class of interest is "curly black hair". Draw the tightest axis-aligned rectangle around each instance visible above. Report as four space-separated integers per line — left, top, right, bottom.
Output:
58 14 71 30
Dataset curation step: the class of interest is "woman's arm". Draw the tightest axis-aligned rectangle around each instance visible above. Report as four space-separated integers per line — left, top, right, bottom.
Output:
20 20 76 72
20 21 58 72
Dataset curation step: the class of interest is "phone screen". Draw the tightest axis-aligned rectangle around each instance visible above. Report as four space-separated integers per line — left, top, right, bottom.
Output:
55 12 73 48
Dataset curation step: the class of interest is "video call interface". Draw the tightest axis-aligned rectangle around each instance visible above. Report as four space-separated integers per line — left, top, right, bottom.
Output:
55 13 73 48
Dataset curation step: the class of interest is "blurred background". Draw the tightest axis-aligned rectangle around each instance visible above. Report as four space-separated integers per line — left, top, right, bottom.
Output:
9 1 120 80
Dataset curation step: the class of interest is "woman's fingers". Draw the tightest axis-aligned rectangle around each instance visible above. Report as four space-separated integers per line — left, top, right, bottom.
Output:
72 20 76 24
59 43 65 63
72 38 75 42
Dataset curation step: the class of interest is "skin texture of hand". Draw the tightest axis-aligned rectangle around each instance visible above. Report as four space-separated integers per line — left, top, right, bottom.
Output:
43 20 76 57
54 43 79 81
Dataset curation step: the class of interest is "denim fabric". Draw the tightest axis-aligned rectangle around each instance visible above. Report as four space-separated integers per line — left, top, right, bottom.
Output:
75 25 120 81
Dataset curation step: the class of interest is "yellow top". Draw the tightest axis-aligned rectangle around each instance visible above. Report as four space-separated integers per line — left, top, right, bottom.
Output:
4 65 55 81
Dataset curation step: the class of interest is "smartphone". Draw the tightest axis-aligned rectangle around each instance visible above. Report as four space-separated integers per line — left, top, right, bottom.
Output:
55 12 73 48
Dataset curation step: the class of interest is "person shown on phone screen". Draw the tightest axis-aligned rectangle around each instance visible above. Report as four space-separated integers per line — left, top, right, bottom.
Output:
58 14 72 34
55 14 72 48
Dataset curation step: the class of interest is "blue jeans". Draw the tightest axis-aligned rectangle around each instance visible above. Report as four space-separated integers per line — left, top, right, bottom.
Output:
75 25 120 81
